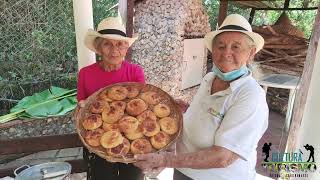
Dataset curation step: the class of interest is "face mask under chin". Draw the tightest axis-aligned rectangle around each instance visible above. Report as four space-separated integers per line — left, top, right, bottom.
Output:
212 63 249 81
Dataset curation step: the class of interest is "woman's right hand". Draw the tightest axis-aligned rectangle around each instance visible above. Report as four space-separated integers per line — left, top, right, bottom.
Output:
78 100 87 108
74 99 87 119
174 99 189 113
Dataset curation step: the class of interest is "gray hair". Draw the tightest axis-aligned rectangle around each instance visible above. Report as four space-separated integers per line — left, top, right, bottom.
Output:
94 37 105 53
244 35 256 49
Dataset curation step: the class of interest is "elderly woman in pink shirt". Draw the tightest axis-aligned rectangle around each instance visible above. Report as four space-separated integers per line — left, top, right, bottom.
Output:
77 17 145 180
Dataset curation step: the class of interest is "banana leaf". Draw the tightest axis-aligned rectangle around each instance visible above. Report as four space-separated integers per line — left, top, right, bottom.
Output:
0 86 77 123
10 86 76 113
55 97 77 116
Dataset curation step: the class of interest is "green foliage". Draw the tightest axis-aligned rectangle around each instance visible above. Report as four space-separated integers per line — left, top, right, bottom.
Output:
202 0 251 30
202 0 317 38
286 10 316 38
0 0 118 115
253 9 317 38
0 86 77 123
93 0 118 27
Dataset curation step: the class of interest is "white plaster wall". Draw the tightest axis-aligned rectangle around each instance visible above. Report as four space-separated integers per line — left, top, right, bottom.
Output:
73 0 96 70
292 38 320 179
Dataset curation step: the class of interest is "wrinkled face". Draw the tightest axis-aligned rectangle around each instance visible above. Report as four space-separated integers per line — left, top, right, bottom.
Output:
96 38 129 65
211 32 256 73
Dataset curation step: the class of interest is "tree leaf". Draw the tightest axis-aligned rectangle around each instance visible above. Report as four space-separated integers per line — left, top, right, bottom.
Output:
10 89 54 113
6 87 77 121
55 98 77 116
50 86 76 97
26 99 63 117
68 96 77 104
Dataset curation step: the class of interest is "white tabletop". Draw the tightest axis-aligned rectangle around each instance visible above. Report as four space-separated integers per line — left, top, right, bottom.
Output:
258 74 300 90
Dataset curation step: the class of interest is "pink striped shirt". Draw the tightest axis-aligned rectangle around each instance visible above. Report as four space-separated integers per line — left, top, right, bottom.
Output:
77 61 145 101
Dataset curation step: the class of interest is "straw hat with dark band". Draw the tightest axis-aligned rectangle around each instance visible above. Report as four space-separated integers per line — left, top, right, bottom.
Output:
84 16 138 53
204 14 264 53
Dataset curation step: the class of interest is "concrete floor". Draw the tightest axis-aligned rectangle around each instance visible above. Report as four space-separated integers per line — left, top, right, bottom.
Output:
256 111 288 178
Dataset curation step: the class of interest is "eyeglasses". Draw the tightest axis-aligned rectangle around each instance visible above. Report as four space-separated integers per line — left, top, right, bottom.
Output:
101 41 129 50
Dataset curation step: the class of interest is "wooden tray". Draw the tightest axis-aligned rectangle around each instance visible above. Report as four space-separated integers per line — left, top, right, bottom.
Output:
74 82 183 163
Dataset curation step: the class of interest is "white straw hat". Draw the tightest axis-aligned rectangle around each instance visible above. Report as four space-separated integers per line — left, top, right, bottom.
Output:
204 14 264 53
84 16 138 53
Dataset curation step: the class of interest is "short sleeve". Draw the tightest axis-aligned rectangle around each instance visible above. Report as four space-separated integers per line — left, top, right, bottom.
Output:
77 68 86 101
214 90 268 161
134 65 145 83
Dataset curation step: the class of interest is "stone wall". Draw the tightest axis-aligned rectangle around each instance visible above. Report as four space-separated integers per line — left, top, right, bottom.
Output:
132 0 210 103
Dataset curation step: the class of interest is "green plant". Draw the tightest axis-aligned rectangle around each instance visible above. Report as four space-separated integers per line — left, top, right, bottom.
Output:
0 86 77 123
0 0 118 115
202 0 317 38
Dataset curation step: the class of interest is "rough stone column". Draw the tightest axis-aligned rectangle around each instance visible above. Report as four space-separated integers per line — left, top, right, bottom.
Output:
132 0 210 102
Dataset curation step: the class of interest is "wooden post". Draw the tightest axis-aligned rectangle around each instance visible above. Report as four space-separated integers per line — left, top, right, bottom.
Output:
284 0 290 9
218 0 228 26
249 8 256 24
286 6 320 153
126 0 134 61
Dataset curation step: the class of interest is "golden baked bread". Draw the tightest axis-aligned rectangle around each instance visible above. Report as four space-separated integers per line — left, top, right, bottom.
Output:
126 86 140 98
102 122 119 132
106 138 130 157
100 130 124 149
153 103 171 118
137 110 157 122
102 105 124 123
82 114 103 130
77 83 182 162
124 123 144 140
118 116 139 134
90 100 110 114
150 131 170 149
108 86 128 100
159 117 178 135
126 99 148 116
84 128 105 147
141 119 160 137
140 91 161 105
110 101 126 111
98 90 113 102
131 138 153 154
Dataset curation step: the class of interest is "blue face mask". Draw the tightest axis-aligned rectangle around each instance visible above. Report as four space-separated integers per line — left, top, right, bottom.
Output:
212 63 249 81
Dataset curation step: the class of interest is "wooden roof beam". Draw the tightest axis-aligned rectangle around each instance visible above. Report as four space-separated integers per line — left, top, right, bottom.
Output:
218 0 228 26
254 7 318 11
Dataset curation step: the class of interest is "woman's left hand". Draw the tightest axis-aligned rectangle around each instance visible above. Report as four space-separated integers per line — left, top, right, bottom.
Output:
133 153 166 170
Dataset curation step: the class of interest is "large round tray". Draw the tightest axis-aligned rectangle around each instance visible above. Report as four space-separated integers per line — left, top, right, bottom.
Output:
74 82 183 163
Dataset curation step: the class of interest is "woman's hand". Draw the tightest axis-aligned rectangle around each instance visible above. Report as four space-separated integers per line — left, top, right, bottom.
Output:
78 100 87 108
135 145 240 170
133 143 176 171
174 99 189 113
74 99 87 119
134 153 167 170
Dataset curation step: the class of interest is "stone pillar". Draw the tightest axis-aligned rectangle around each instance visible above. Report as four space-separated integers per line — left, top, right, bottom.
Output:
132 0 210 102
73 0 96 70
